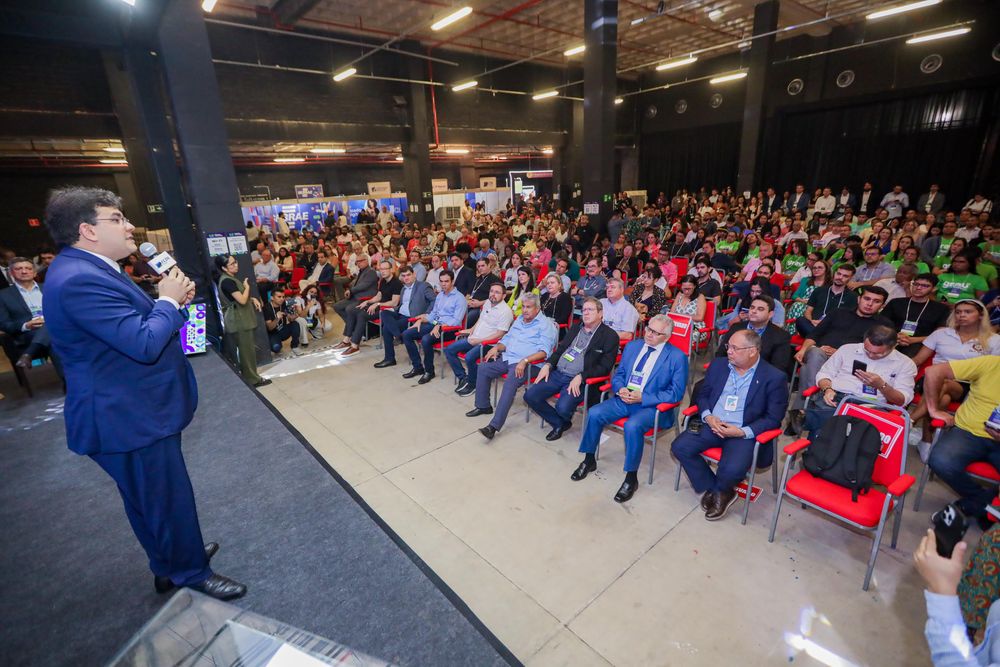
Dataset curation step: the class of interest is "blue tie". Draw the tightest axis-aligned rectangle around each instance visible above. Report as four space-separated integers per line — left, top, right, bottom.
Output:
634 345 655 374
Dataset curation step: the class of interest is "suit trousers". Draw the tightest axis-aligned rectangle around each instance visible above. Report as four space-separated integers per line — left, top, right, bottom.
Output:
523 370 583 429
475 359 529 430
379 310 411 362
90 434 212 586
578 397 667 472
17 325 52 357
792 347 832 409
333 299 367 345
401 322 441 372
444 337 484 385
671 428 770 493
223 329 262 384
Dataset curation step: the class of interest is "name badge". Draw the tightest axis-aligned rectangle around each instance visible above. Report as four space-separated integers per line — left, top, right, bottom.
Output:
901 320 918 336
627 373 644 391
562 351 577 363
947 284 961 297
861 383 878 396
724 394 739 411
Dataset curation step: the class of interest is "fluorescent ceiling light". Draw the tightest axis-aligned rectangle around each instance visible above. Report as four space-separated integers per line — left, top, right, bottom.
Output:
656 55 697 71
395 156 404 161
332 67 356 82
614 97 624 105
445 148 470 154
708 9 723 20
274 158 306 163
710 71 748 84
542 148 554 154
737 40 751 50
906 26 971 44
452 80 478 92
119 0 135 5
104 146 126 153
491 155 505 159
310 148 346 154
431 6 473 31
631 17 645 26
564 45 585 56
202 0 217 11
866 0 940 20
100 159 128 164
532 90 559 100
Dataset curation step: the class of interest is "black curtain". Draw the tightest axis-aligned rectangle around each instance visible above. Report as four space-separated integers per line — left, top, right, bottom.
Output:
761 87 997 205
639 122 741 198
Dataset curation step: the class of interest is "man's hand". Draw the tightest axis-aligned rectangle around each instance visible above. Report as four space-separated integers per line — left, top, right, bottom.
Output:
484 346 500 362
819 345 837 356
854 370 883 390
344 289 351 299
794 348 806 364
457 327 473 337
822 387 838 407
159 267 190 304
430 324 441 339
897 333 914 346
913 529 966 596
514 359 528 378
366 302 380 315
716 422 746 438
534 364 551 383
567 374 583 397
737 310 749 322
26 317 45 330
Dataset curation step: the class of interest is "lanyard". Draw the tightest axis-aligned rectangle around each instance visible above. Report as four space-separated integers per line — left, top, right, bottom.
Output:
904 298 930 325
472 275 489 295
726 366 755 395
823 287 846 315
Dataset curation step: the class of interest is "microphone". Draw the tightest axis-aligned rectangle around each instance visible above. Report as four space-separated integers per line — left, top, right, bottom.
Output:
139 242 178 275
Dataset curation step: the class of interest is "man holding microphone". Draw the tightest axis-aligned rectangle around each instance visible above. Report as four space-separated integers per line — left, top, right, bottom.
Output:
42 187 246 600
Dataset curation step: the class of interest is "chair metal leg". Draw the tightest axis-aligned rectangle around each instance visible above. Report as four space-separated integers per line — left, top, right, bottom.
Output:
742 442 761 525
769 456 795 543
890 495 906 548
648 421 659 485
913 463 932 512
863 497 894 591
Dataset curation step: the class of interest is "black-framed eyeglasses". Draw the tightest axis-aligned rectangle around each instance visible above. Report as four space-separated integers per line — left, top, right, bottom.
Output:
724 343 755 352
93 215 130 226
646 327 670 336
912 282 933 289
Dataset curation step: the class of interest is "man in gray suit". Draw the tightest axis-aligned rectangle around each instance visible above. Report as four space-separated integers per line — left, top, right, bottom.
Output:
332 254 378 346
374 265 436 368
916 184 946 215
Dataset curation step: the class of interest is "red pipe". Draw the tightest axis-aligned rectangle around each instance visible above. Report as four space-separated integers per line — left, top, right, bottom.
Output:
428 56 440 148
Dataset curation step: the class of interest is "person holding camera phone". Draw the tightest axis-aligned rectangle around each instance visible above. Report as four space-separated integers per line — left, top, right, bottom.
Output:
262 290 301 355
804 324 916 437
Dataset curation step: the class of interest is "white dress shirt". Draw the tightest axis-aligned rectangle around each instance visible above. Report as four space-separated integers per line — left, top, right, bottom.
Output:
626 340 666 392
78 247 180 309
816 343 916 405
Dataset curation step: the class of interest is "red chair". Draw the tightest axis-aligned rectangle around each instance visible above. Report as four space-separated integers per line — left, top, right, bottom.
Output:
431 325 465 377
768 396 915 590
669 257 688 278
594 383 681 485
694 300 717 355
673 404 783 525
912 416 1000 511
286 267 306 295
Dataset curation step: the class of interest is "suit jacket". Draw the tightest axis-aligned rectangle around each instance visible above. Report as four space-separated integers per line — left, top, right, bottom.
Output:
42 246 197 456
315 263 334 285
0 284 32 337
349 267 378 301
715 322 792 374
546 321 618 381
916 192 945 215
764 194 783 215
696 357 788 437
834 193 857 217
396 280 436 317
452 266 475 296
857 189 877 216
786 192 809 214
611 339 689 427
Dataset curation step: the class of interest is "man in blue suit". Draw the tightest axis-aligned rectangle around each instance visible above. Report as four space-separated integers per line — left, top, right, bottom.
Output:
671 329 788 521
569 314 689 503
42 187 246 600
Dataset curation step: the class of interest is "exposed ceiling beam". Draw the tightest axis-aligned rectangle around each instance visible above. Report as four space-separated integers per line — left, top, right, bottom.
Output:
270 0 323 26
0 7 124 49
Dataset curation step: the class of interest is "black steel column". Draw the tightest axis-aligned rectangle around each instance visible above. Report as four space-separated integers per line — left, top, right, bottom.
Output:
403 56 434 227
582 0 618 236
156 0 270 359
554 101 584 214
736 0 779 194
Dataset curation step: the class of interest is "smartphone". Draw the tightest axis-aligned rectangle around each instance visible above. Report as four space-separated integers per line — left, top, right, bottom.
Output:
931 504 969 558
852 360 868 375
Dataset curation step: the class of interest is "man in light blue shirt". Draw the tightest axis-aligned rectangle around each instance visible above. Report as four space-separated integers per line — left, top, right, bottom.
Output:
400 270 467 384
0 257 55 369
467 293 557 440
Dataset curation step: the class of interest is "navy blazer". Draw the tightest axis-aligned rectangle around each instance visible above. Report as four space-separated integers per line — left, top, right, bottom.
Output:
0 283 33 336
696 358 788 437
396 280 436 317
43 247 198 456
611 339 689 427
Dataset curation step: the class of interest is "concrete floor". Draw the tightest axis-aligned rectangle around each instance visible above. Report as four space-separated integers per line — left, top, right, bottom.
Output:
255 323 970 666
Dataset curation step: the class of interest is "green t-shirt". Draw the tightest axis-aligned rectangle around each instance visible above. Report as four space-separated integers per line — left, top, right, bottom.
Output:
979 242 1000 262
937 236 955 257
977 262 998 285
936 272 988 303
782 254 807 276
717 240 739 254
745 247 760 260
890 259 930 274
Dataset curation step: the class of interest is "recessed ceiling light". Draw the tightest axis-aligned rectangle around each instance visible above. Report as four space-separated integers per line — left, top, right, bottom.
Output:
542 148 554 154
905 26 971 44
104 146 126 153
395 156 404 161
445 148 470 154
867 0 941 20
631 17 645 26
100 159 128 164
310 148 346 154
656 55 697 71
274 158 306 163
709 71 748 84
532 90 559 100
333 67 356 82
614 97 624 105
452 80 478 92
564 45 585 56
431 6 473 31
119 0 135 5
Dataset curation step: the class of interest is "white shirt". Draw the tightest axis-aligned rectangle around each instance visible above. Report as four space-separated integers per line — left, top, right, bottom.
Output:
955 227 982 242
427 267 443 292
77 247 180 309
814 195 836 214
470 300 514 341
816 343 916 405
873 278 907 302
15 281 43 328
964 198 993 214
627 341 666 392
923 328 1000 363
601 296 640 335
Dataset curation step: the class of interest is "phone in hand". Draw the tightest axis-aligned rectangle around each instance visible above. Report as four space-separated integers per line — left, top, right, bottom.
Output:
931 503 969 558
852 360 868 375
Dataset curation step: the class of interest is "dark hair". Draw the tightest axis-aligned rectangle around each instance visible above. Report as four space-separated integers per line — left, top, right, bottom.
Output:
914 272 939 287
865 324 897 348
679 275 699 295
751 293 775 312
645 264 662 280
693 253 712 269
449 252 462 261
833 262 857 276
749 276 771 293
44 186 124 248
862 285 889 302
512 266 536 299
439 269 455 281
213 254 236 278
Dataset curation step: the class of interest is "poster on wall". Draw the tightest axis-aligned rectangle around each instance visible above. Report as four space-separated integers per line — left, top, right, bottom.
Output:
206 233 229 257
367 181 391 196
431 178 449 193
180 303 207 356
479 177 496 189
294 184 324 199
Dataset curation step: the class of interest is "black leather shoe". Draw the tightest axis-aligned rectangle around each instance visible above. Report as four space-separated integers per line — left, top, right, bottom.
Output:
614 479 638 503
154 542 220 594
784 409 805 436
374 359 396 368
454 381 468 394
188 573 247 601
417 372 436 384
546 424 569 441
570 460 596 481
705 488 738 521
479 425 497 440
700 491 715 512
457 383 476 397
15 353 32 369
466 407 493 417
402 367 423 379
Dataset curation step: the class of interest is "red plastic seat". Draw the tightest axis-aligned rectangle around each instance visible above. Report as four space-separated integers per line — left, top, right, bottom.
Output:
597 397 680 485
769 397 915 591
914 416 999 511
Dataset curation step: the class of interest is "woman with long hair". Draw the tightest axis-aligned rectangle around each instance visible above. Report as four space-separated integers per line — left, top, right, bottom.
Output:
889 234 915 263
629 265 668 323
782 238 809 278
300 283 328 339
786 259 830 334
214 254 267 387
733 232 760 265
671 275 708 343
507 266 539 316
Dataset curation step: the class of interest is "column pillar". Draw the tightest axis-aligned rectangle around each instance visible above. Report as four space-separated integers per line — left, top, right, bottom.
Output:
402 56 434 227
156 0 270 359
736 0 779 194
581 0 618 235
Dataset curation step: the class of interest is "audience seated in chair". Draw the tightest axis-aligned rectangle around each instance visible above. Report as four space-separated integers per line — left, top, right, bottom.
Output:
714 293 792 374
333 260 400 358
599 278 639 340
400 270 467 384
331 255 378 355
373 266 437 369
0 257 56 372
448 283 514 397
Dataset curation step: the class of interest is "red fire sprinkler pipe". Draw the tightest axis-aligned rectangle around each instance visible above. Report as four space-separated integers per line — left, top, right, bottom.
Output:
427 54 440 148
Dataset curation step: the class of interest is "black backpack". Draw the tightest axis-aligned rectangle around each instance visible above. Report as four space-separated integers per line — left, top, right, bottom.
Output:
802 415 882 501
